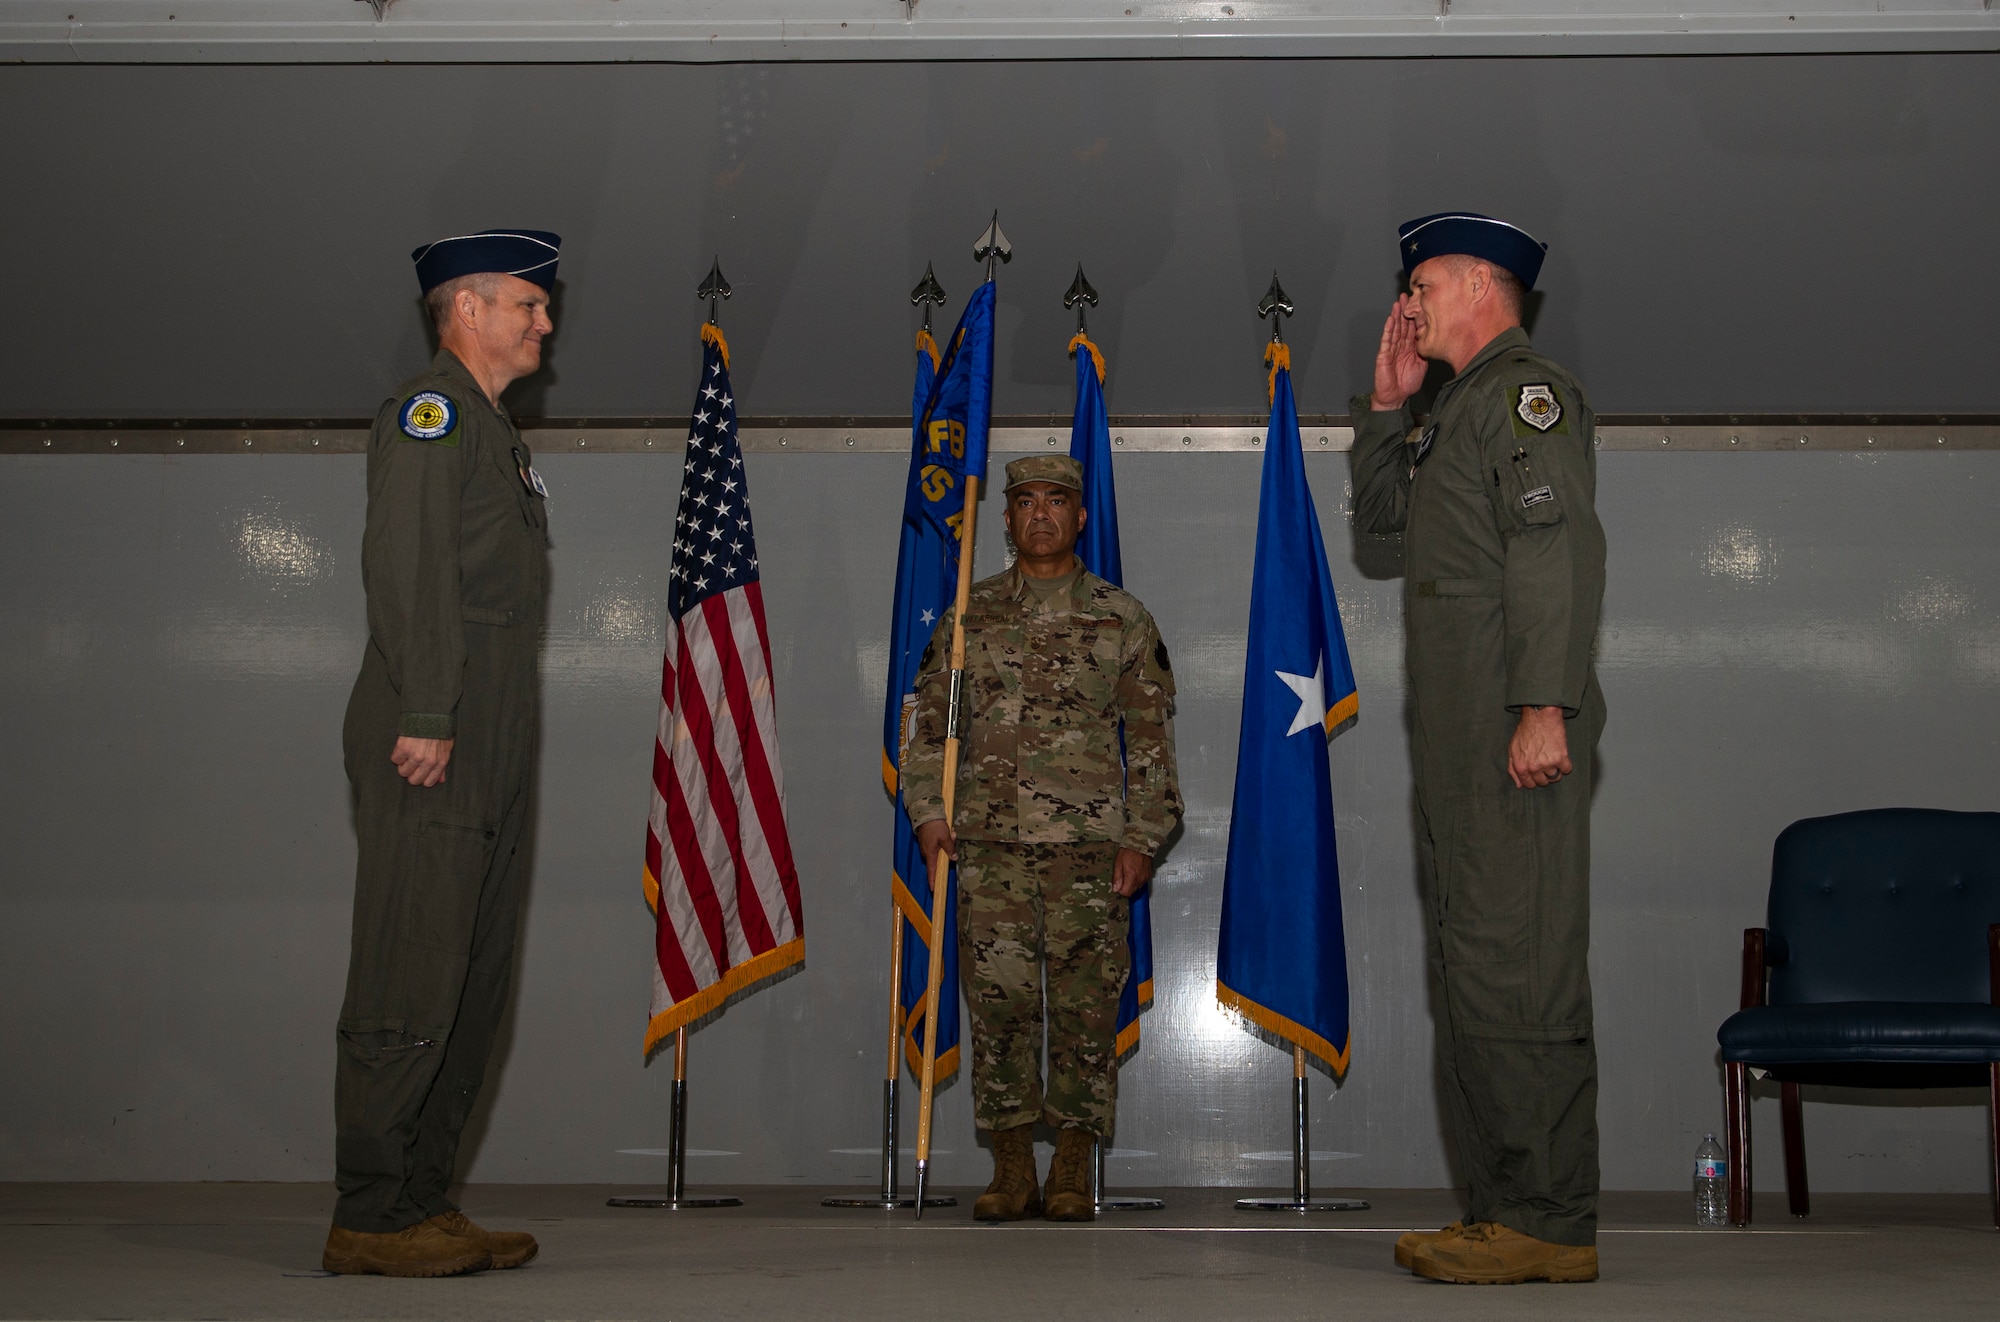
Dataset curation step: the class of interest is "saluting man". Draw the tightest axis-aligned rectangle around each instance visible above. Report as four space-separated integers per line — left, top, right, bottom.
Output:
904 455 1183 1223
323 230 559 1278
1350 214 1608 1285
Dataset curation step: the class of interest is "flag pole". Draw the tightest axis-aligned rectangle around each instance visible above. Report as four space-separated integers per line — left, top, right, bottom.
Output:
826 267 962 1214
913 213 1010 1220
1063 265 1164 1216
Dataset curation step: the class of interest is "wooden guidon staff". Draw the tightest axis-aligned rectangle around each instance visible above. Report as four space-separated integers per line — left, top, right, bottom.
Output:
912 473 979 1218
913 213 1009 1219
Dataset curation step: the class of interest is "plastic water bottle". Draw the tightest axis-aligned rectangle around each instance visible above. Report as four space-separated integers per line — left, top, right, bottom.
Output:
1694 1133 1728 1226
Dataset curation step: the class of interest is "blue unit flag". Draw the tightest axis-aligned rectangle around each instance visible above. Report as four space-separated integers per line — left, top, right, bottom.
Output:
1214 347 1361 1073
887 327 962 1079
917 281 996 485
1066 331 1154 1061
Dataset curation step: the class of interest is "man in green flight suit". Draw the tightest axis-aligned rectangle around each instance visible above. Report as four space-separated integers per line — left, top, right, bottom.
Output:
904 454 1182 1224
1349 213 1607 1285
323 230 560 1278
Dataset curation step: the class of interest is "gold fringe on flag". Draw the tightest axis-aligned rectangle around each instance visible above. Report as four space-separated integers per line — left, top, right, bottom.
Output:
701 320 731 368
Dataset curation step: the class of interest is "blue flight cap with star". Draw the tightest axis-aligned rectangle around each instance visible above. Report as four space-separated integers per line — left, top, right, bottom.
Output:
1397 213 1548 290
410 229 562 294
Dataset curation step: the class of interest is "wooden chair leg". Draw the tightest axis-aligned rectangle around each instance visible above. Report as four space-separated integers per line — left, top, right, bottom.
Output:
1780 1081 1810 1218
1725 1062 1752 1226
1989 1063 1998 1231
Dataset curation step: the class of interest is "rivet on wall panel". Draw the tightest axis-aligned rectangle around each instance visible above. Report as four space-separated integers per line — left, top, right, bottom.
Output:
1047 436 1057 446
1114 437 1124 446
1319 436 1328 446
845 437 854 447
1182 436 1192 446
111 439 118 447
1728 436 1739 445
1938 436 1947 445
1252 435 1261 445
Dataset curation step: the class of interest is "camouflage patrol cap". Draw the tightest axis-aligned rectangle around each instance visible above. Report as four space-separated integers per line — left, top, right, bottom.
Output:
1003 454 1084 493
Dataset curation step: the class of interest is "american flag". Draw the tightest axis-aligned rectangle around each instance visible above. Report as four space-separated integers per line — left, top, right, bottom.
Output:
642 325 804 1054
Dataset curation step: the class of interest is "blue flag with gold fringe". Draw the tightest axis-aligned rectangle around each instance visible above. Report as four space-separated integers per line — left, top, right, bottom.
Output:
1215 346 1360 1073
887 328 961 1079
1067 331 1154 1061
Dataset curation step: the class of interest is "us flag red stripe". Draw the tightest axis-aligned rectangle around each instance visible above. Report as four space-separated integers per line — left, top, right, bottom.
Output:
642 323 804 1054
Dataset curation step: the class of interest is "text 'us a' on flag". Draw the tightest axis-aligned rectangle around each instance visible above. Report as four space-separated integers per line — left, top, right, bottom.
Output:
641 321 805 1057
1066 327 1152 1063
888 324 961 1081
1215 342 1360 1076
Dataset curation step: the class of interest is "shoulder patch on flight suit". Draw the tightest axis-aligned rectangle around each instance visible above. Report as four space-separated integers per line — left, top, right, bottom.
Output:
398 391 460 445
1512 384 1566 436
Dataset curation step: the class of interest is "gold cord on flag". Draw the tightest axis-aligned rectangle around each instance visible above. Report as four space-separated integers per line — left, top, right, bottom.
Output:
916 328 942 372
701 321 732 368
1264 340 1291 404
1068 331 1107 385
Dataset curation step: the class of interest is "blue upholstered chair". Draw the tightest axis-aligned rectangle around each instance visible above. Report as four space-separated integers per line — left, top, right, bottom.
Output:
1716 808 2000 1226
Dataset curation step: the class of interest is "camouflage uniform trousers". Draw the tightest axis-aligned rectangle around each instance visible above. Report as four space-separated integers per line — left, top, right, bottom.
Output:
955 838 1129 1134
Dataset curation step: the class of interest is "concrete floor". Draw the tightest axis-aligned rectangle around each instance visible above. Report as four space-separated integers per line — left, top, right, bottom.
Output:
1 1183 1994 1320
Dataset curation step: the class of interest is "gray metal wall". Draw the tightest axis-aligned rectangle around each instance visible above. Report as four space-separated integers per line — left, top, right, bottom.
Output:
3 55 1998 1193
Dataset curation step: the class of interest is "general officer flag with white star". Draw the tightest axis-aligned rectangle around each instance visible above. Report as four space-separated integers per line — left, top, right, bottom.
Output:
641 323 804 1054
886 326 961 1080
1214 347 1359 1074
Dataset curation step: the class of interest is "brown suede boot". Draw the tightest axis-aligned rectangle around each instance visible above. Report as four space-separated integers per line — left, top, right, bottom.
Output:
1042 1126 1097 1222
973 1123 1043 1222
1412 1221 1599 1284
425 1210 539 1269
1394 1221 1465 1270
321 1221 492 1277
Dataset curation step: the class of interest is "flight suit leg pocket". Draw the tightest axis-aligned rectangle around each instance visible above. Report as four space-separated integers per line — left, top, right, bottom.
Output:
1437 791 1538 970
402 809 501 953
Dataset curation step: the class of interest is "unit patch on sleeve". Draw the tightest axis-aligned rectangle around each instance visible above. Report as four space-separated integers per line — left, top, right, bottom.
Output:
398 391 459 444
1512 383 1565 435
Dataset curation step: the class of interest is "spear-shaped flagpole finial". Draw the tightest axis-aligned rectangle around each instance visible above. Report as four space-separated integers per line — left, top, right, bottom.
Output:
910 261 948 333
973 211 1012 282
698 257 732 326
1064 264 1099 336
1257 270 1295 344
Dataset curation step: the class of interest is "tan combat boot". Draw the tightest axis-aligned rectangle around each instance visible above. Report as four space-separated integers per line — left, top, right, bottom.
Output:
321 1220 492 1277
1042 1126 1097 1222
973 1123 1043 1222
424 1210 539 1268
1411 1220 1599 1284
1394 1220 1465 1270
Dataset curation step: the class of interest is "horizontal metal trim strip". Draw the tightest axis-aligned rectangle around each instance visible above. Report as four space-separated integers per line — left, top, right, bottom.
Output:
4 420 1998 454
5 14 2000 64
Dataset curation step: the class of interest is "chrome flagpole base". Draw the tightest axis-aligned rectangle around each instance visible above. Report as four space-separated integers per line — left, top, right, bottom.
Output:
1091 1137 1164 1212
610 1050 742 1208
821 1194 958 1209
912 1160 932 1220
1234 1195 1370 1212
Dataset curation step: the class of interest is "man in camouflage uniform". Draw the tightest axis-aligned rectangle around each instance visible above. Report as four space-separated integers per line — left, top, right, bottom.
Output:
904 454 1182 1223
324 230 558 1278
1350 213 1606 1285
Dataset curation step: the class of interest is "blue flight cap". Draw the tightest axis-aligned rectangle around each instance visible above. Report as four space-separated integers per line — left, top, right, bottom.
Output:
1397 213 1547 290
410 229 562 294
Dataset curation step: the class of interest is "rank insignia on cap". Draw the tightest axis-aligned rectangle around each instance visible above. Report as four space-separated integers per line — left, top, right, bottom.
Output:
399 391 459 443
1514 384 1562 433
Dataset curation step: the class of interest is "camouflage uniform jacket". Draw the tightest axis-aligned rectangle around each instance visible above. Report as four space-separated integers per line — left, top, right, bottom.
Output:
903 562 1182 854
